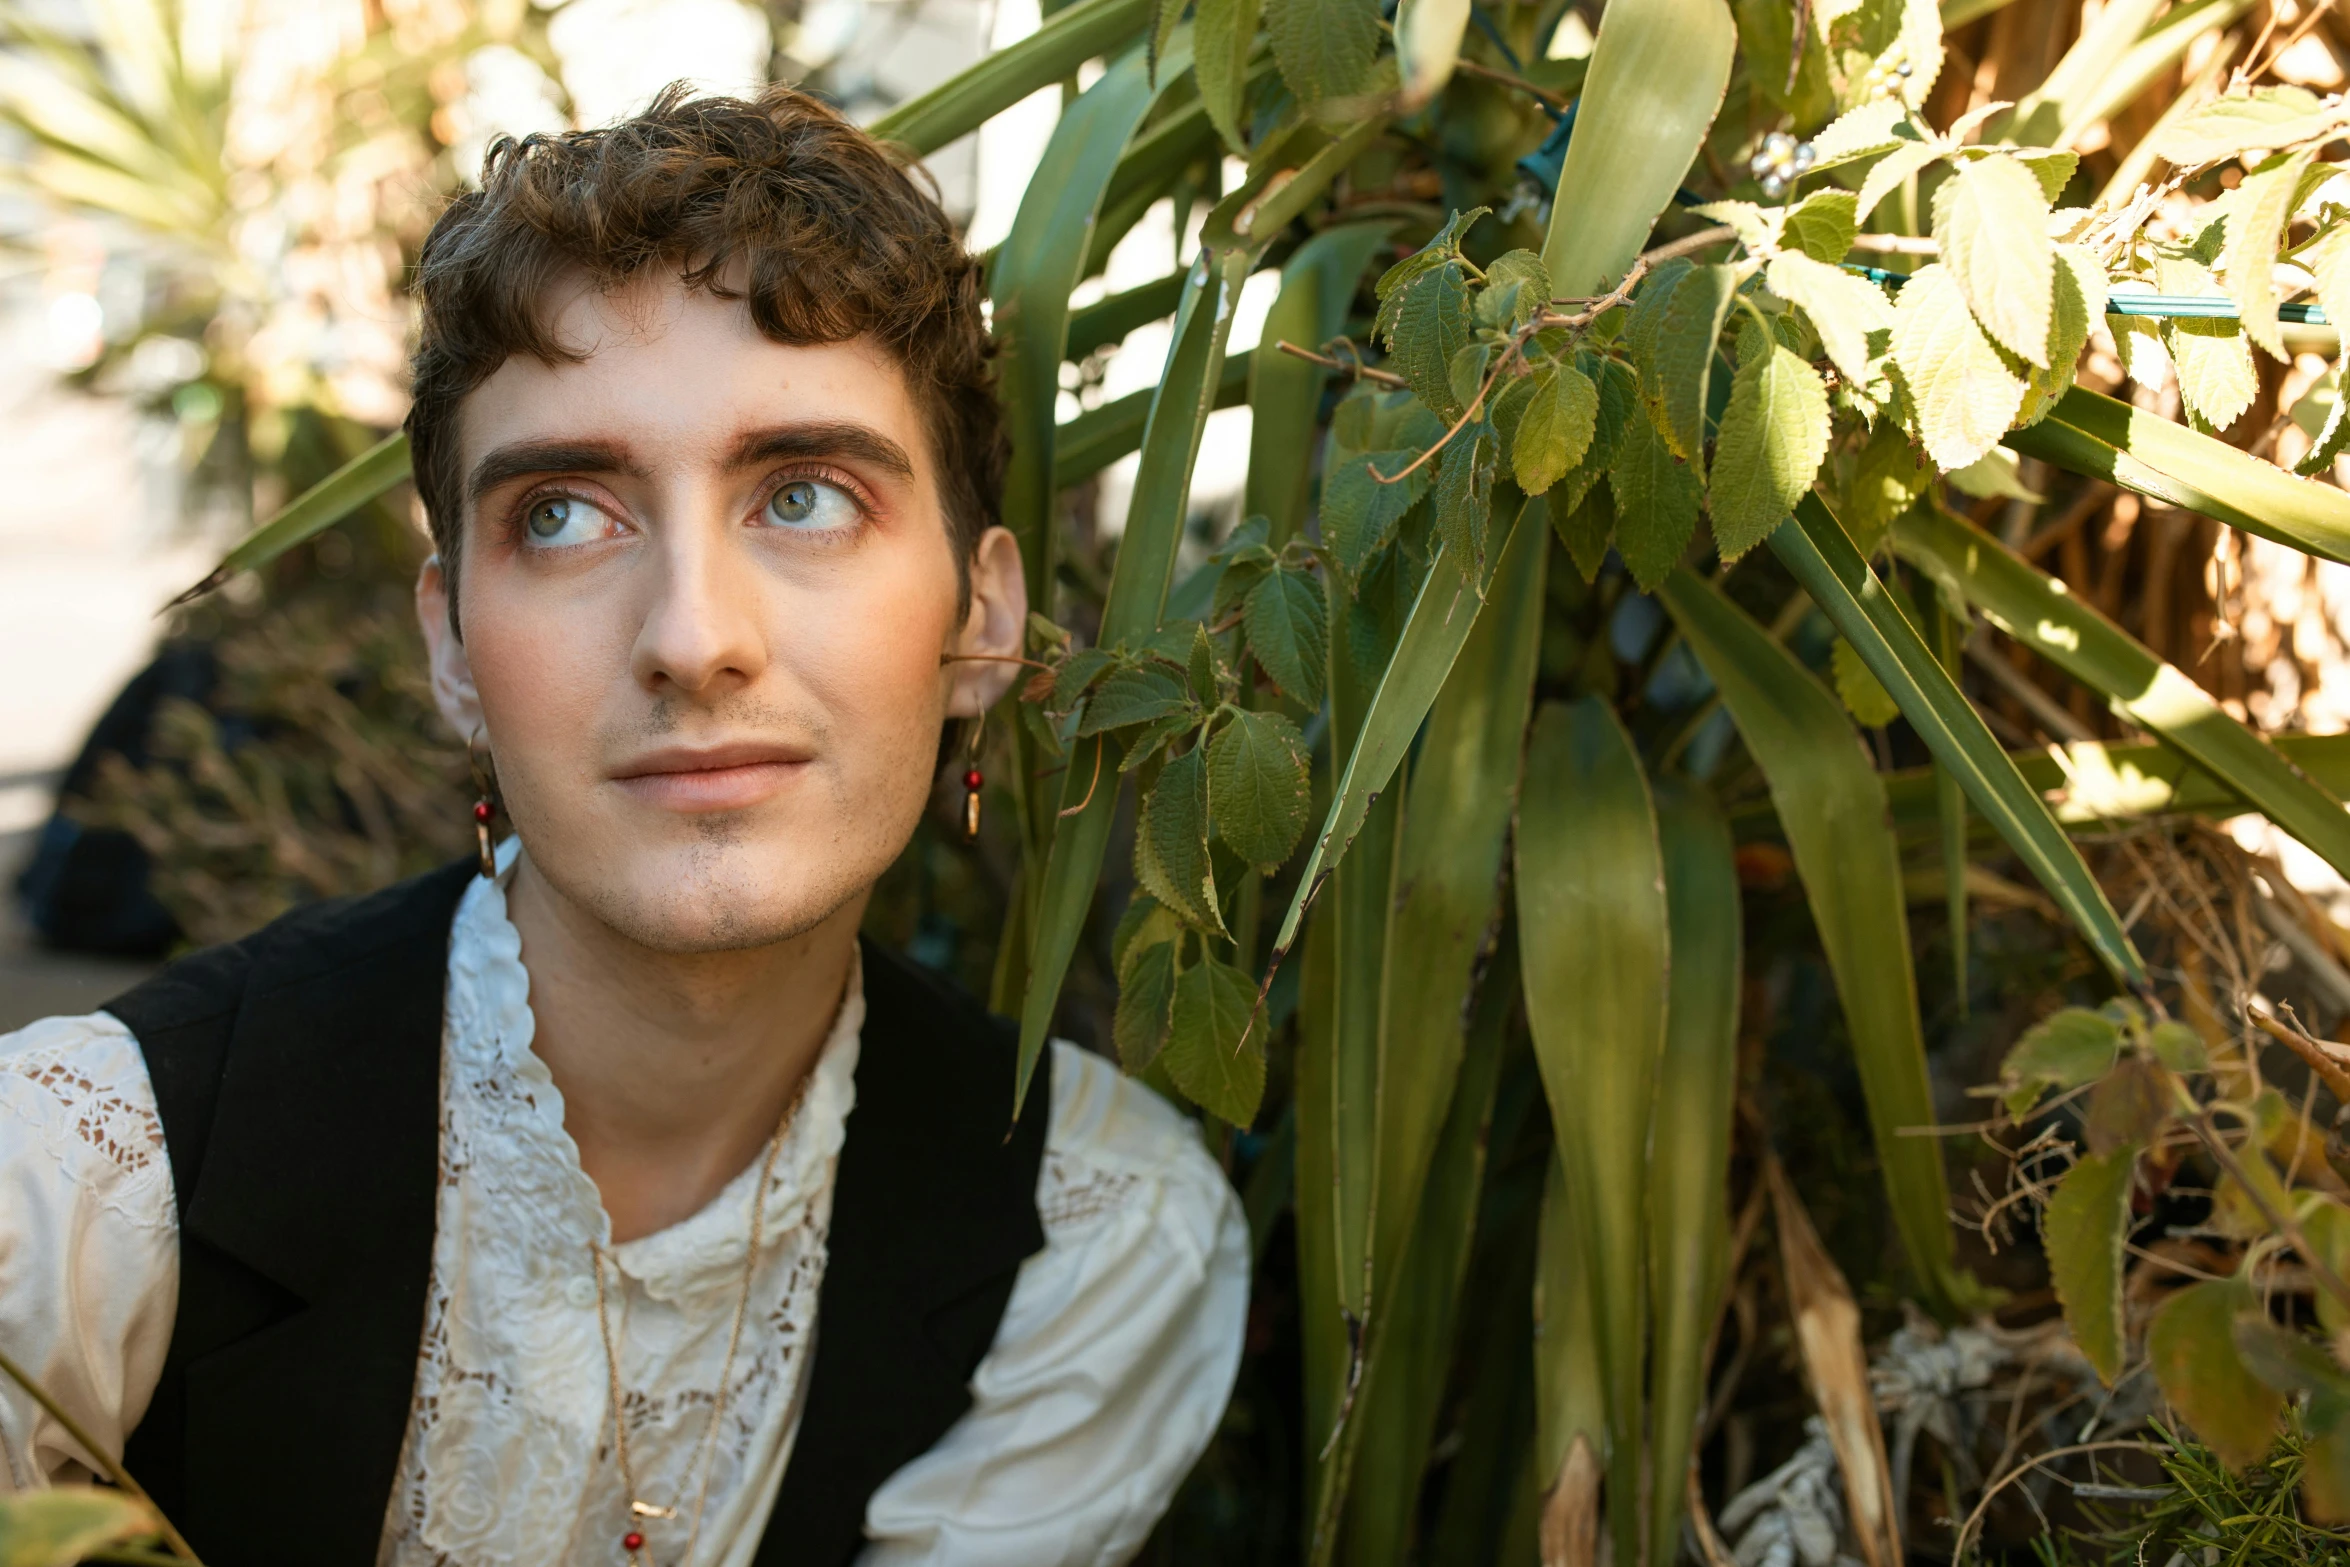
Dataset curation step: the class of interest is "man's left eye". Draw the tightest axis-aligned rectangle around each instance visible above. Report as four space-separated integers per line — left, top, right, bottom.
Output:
759 478 858 531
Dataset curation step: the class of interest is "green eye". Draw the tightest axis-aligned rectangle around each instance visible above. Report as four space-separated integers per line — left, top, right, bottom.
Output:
761 478 855 530
526 498 574 539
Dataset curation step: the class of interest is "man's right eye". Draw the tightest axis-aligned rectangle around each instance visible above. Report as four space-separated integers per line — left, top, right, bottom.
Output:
522 495 617 547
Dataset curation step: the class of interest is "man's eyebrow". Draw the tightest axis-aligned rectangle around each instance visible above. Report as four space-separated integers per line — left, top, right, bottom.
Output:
466 439 646 506
728 422 916 480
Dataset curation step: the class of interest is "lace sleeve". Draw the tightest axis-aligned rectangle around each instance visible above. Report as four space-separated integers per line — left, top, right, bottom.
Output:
0 1013 181 1489
858 1041 1249 1567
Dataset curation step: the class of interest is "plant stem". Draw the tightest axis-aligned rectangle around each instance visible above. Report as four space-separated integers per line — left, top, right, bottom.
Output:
0 1345 205 1564
1271 339 1408 388
1448 56 1571 110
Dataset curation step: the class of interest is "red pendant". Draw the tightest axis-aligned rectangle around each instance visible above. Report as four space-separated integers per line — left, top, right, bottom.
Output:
623 1530 645 1552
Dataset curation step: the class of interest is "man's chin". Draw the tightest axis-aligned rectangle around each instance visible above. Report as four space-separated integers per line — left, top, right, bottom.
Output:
542 849 859 956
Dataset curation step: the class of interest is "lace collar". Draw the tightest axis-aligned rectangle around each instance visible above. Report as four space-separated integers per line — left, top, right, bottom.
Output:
440 837 864 1303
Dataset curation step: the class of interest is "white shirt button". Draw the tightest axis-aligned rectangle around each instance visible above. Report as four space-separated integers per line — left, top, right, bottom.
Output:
564 1274 598 1309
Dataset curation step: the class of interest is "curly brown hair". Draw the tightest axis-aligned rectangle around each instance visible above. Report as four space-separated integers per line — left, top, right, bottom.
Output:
406 83 1003 623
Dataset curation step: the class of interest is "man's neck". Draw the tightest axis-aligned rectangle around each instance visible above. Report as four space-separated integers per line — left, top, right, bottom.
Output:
503 856 866 1243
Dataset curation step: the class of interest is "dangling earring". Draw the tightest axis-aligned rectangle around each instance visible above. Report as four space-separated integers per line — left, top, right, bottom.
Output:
469 729 499 879
961 717 984 843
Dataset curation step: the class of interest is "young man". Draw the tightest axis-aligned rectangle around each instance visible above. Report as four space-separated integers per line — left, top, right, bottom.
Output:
0 87 1248 1565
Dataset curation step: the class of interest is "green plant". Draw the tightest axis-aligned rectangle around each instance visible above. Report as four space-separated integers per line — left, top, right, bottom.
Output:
129 0 2350 1560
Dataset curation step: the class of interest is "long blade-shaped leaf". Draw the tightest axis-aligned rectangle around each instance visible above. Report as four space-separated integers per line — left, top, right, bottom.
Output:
1341 941 1521 1567
1772 495 2148 992
993 43 1191 625
1657 568 1963 1308
174 432 411 604
1269 497 1532 964
1539 0 1734 294
867 0 1154 155
1014 247 1251 1110
1317 502 1547 1557
1894 502 2350 883
1927 600 1971 1018
1246 223 1395 545
1646 783 1740 1567
1053 351 1252 489
1518 695 1667 1567
2008 386 2350 567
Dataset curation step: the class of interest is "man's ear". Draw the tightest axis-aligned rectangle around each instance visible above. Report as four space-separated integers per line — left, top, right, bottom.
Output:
416 555 486 741
946 526 1029 719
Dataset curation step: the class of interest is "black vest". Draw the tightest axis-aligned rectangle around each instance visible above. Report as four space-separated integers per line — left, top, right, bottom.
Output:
103 859 1051 1567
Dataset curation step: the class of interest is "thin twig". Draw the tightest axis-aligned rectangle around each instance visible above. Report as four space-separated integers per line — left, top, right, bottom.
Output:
1952 1441 2160 1560
1273 339 1408 388
1537 225 1738 331
0 1345 203 1564
1056 734 1106 818
2249 1010 2350 1106
1449 55 1571 109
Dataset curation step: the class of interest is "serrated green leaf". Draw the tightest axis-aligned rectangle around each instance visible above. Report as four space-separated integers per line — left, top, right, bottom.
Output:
1840 419 1932 553
2165 315 2258 431
2307 224 2350 349
1115 939 1180 1070
1946 448 2043 502
1164 957 1266 1123
2157 84 2350 169
2149 1277 2284 1470
1113 890 1180 977
1195 0 1262 153
2045 1144 2137 1386
1810 96 1913 167
1187 620 1223 705
2297 371 2350 477
1890 263 2028 470
1388 263 1475 419
1782 188 1860 263
1933 152 2055 367
2000 1006 2121 1117
1243 564 1328 708
1693 197 1780 255
2226 149 2314 361
1831 635 1901 725
2157 255 2258 431
1118 707 1199 771
1049 647 1117 710
2108 310 2171 390
1209 706 1313 865
1448 339 1493 413
2006 148 2079 204
1555 475 1615 582
1373 207 1487 306
2149 1020 2209 1074
1855 136 1946 225
1485 249 1552 318
1765 251 1892 388
1077 665 1191 734
1627 257 1693 386
2017 243 2107 428
1136 745 1230 936
1322 448 1433 573
1266 0 1380 105
1434 421 1498 573
1610 406 1702 589
1655 264 1739 465
1708 333 1831 560
1504 360 1599 495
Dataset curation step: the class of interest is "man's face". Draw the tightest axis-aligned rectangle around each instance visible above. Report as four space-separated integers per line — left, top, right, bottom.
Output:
418 273 1024 954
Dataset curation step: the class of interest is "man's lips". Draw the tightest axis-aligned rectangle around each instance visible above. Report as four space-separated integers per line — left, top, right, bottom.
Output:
609 741 814 812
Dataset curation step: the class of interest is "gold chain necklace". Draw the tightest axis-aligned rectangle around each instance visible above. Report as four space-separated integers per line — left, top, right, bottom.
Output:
591 1077 807 1567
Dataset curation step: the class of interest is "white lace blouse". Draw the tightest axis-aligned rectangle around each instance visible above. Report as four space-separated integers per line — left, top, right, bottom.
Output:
0 856 1250 1566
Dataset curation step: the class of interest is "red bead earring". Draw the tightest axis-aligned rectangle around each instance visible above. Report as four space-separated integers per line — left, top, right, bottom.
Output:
469 730 499 879
962 719 984 843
